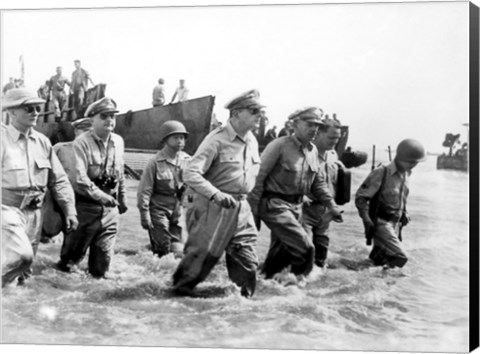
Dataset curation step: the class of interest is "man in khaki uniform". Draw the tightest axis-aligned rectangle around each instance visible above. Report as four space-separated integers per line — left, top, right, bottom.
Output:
1 88 78 287
302 117 344 268
249 107 343 285
57 97 128 278
172 89 263 298
355 139 426 268
137 121 191 258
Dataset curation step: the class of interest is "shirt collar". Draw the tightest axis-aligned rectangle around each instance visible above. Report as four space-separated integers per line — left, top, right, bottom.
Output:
6 124 38 142
291 135 314 151
155 148 179 164
91 130 115 146
389 160 412 177
225 119 252 144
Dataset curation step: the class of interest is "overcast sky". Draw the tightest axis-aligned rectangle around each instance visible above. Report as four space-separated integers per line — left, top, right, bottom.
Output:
1 0 473 154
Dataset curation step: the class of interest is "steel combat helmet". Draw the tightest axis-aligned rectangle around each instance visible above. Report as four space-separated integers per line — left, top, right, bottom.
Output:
396 139 427 163
159 120 189 142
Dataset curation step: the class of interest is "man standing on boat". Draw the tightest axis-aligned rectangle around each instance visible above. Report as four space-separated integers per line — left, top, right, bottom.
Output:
302 117 344 268
57 97 128 278
172 89 263 298
248 107 342 286
355 138 426 268
152 78 166 107
48 66 71 120
70 59 94 118
170 79 189 104
1 88 78 287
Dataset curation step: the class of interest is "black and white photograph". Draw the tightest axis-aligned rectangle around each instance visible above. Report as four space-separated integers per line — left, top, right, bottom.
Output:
1 1 478 354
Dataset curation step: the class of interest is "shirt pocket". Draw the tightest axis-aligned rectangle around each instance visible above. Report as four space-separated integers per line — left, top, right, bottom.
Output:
3 155 29 187
34 156 52 186
219 151 242 165
154 165 175 193
382 188 401 208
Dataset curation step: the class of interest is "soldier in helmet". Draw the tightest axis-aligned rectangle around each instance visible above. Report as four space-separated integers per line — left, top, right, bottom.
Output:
355 138 427 268
137 120 191 258
57 97 128 278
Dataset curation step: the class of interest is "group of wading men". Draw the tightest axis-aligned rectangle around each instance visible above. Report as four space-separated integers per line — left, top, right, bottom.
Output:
1 88 427 296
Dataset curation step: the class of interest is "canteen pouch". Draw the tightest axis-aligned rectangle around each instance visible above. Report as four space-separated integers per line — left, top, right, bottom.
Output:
334 162 351 206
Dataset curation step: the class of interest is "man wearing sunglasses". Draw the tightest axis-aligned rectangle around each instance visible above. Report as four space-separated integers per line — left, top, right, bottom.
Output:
172 89 263 298
57 97 127 279
1 88 78 287
248 107 343 287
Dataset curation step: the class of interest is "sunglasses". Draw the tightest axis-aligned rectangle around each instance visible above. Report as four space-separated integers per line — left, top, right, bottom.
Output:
246 107 261 115
100 112 116 119
21 105 42 114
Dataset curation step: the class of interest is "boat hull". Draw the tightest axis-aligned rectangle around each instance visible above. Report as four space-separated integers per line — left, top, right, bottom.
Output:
437 154 468 171
114 96 215 156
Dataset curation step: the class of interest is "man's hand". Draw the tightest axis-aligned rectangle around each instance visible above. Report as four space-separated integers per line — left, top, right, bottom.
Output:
362 217 375 242
212 192 237 209
101 194 119 208
141 218 153 230
302 195 313 207
118 203 128 215
330 206 344 223
65 215 79 232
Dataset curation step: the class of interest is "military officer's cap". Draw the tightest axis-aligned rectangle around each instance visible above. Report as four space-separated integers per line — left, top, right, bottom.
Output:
71 117 93 130
288 106 324 124
2 88 46 110
224 89 265 111
85 97 119 117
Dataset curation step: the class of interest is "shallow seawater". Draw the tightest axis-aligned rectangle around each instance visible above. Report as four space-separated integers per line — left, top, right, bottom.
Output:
1 157 469 352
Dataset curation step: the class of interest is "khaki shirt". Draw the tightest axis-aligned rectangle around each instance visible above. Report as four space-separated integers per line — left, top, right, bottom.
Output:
184 120 260 199
355 161 410 220
248 135 333 214
137 148 191 220
1 124 76 216
310 149 340 199
53 141 75 175
70 130 126 203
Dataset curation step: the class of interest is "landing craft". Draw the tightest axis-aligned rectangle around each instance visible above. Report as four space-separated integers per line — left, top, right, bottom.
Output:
33 84 215 176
